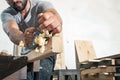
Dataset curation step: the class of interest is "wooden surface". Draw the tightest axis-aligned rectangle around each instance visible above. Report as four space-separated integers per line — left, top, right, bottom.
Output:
80 59 120 69
0 56 27 79
81 66 119 76
80 65 120 80
97 53 120 59
54 52 66 70
25 32 64 62
3 66 27 80
81 73 115 80
74 40 96 69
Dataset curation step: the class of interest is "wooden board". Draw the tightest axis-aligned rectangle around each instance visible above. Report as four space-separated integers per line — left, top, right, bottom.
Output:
25 32 63 62
97 53 120 59
81 73 115 80
3 66 27 80
81 66 120 76
54 52 66 70
80 59 120 69
0 56 27 79
74 40 96 69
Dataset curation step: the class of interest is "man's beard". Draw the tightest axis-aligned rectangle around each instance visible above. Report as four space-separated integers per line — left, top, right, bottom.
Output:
12 0 27 12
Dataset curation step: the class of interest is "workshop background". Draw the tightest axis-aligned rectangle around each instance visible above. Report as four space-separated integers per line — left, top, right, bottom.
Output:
0 0 120 69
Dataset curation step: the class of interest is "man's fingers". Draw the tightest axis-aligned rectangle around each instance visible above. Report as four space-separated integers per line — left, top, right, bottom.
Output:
52 25 62 34
38 12 53 23
43 16 54 27
38 13 44 18
38 24 44 31
38 13 44 24
25 27 36 34
42 12 52 20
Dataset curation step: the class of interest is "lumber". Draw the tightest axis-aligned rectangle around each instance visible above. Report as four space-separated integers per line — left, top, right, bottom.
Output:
74 40 96 69
81 73 115 80
0 56 27 79
97 53 120 59
81 66 120 76
80 59 120 69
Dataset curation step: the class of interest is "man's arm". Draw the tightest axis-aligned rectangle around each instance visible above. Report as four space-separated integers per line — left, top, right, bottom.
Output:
2 20 24 45
2 20 36 47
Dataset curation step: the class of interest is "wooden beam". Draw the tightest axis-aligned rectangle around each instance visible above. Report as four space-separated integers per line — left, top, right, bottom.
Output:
54 52 66 70
81 66 120 76
74 40 96 69
97 53 120 59
81 73 115 80
0 56 27 79
25 32 63 62
3 67 27 80
80 59 120 69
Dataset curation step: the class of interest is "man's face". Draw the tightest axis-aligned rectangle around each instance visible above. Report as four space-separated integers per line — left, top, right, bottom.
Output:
6 0 27 12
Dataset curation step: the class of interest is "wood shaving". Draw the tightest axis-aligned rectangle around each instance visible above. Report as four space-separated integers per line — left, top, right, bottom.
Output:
19 40 25 47
34 29 52 53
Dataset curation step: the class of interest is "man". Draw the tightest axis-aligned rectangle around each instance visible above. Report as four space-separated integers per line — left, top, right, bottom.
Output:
1 0 62 80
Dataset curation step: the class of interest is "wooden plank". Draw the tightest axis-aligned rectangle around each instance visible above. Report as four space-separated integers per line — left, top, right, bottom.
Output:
81 73 115 80
98 59 120 66
97 53 120 59
25 32 63 62
0 56 27 79
81 66 120 76
82 72 120 80
3 66 27 80
80 61 99 69
74 40 96 69
80 59 120 69
54 52 66 70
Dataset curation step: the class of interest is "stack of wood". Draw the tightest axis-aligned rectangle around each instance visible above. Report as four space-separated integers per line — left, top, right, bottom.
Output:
74 40 120 80
80 56 120 80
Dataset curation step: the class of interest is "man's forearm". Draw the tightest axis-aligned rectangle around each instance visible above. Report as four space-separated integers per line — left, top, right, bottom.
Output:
3 20 24 45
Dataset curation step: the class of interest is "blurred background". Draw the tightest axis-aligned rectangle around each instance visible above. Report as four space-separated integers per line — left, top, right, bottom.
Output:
1 0 120 69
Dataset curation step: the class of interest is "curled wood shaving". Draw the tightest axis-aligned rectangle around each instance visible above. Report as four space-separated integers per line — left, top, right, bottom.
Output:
19 40 25 47
34 29 52 53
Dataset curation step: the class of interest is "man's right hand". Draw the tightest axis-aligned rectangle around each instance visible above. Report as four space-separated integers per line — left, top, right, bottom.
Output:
24 27 36 47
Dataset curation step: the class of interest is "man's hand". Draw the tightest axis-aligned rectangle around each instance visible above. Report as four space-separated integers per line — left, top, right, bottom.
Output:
24 27 36 47
37 9 62 34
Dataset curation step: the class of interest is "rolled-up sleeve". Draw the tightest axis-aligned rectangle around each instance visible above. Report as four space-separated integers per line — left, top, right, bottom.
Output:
1 12 15 23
